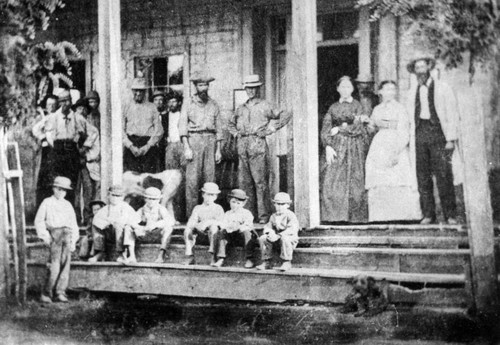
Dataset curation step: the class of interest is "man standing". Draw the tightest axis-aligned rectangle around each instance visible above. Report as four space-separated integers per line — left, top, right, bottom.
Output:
179 72 222 217
152 90 167 171
123 78 164 173
228 75 291 224
45 90 98 204
406 57 459 225
86 90 101 133
165 94 186 221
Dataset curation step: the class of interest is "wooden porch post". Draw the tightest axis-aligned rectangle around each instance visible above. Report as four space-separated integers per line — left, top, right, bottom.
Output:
377 14 397 82
461 85 499 318
98 0 123 198
290 0 320 227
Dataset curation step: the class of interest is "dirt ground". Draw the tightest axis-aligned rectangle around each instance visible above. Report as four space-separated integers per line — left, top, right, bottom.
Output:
0 294 495 345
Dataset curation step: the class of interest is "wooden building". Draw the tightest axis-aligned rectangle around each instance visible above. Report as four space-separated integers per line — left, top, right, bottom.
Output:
26 0 498 316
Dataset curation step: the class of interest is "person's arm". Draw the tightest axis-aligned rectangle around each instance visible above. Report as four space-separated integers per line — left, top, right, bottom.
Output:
68 204 79 251
32 117 47 143
280 212 300 237
179 102 193 160
227 109 239 137
34 200 51 245
239 211 254 233
214 105 222 163
146 107 164 148
152 207 172 229
186 206 199 229
122 104 134 149
44 114 56 147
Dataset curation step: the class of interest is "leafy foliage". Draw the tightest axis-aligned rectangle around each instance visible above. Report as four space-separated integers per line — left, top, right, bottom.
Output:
357 0 500 77
0 0 68 125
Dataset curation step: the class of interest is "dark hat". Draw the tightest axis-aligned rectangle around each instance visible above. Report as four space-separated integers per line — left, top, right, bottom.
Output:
228 189 248 201
86 90 100 101
152 90 165 99
108 185 125 196
71 98 90 113
407 56 436 74
89 200 106 208
190 71 215 84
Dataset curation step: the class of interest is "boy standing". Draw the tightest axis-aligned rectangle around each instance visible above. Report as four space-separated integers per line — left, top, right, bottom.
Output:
257 192 300 272
132 187 175 263
213 189 256 268
184 182 224 265
34 176 79 303
90 185 140 263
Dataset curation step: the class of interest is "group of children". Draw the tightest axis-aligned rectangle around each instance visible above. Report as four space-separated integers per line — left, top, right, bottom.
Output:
35 176 300 303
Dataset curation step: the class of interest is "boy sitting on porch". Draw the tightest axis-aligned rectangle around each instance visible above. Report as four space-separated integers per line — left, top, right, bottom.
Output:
35 176 79 303
212 189 257 268
131 187 175 263
183 182 224 265
89 185 140 264
257 192 300 272
78 199 106 259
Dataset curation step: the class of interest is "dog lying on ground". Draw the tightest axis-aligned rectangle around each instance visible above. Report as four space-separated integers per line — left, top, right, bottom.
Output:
341 274 389 317
122 170 182 222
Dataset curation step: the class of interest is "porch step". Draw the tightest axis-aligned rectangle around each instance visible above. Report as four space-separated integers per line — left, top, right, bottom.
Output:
27 242 470 274
26 260 470 307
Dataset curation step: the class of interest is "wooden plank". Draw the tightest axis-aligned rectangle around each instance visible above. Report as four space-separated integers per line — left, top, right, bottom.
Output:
299 236 469 248
377 13 397 82
6 182 19 301
8 142 27 304
25 261 469 306
0 129 11 304
358 7 371 80
98 0 124 198
290 0 320 227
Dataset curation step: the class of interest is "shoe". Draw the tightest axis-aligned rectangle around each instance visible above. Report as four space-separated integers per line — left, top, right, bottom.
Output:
55 294 68 303
244 260 254 269
258 218 269 225
256 261 270 270
40 294 52 304
278 261 292 271
126 257 137 265
420 217 434 225
212 258 224 267
447 217 458 225
184 256 195 265
154 255 166 264
88 253 103 263
116 256 128 264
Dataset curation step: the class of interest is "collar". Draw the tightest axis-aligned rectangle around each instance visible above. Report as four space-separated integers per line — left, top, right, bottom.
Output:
419 77 433 88
339 96 353 104
193 94 211 104
245 98 262 106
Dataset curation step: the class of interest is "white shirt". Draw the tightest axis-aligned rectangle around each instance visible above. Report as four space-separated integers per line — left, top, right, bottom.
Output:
34 195 79 249
418 78 433 120
168 111 181 143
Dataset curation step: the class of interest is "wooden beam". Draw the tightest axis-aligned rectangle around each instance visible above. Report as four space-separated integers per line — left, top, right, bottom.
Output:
0 129 11 305
98 0 123 198
358 7 371 80
290 0 320 227
241 7 253 79
377 14 397 82
460 82 499 316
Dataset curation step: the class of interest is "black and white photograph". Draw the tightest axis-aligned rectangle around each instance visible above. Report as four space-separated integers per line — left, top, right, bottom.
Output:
0 0 499 344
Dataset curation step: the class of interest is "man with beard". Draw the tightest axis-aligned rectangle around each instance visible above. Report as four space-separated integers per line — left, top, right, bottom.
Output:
123 78 164 173
179 72 222 217
406 57 459 225
45 90 98 205
152 90 168 171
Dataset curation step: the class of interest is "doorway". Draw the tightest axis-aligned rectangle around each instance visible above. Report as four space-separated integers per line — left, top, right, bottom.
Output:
317 45 359 119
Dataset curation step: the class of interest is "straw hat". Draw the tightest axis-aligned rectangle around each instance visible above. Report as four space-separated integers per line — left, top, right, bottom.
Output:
228 189 248 201
131 77 148 90
52 176 72 190
407 56 436 74
190 71 215 84
272 192 292 204
152 90 165 99
243 74 263 88
201 182 221 194
143 187 162 199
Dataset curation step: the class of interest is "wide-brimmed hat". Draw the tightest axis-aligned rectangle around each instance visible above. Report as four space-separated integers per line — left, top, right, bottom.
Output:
190 71 215 84
89 200 106 208
407 56 436 74
143 187 162 199
228 189 248 201
71 98 90 113
131 77 148 90
273 192 292 204
201 182 221 194
108 185 125 196
243 74 263 88
152 90 165 99
86 90 100 101
52 176 72 190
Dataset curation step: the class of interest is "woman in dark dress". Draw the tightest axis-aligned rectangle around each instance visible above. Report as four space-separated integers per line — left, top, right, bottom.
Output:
320 76 373 223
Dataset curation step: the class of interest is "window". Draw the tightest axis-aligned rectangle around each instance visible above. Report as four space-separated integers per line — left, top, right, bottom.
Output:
317 11 359 41
134 54 184 100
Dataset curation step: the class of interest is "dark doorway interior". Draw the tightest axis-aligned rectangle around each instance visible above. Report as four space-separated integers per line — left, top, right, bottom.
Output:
317 45 359 119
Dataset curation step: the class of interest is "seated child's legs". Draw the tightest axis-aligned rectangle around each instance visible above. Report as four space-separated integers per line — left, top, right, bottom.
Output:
258 234 275 261
122 226 137 262
207 224 219 254
160 226 174 250
279 235 298 261
184 226 197 256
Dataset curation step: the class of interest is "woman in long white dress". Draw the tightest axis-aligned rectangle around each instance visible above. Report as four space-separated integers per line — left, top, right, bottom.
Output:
365 81 421 222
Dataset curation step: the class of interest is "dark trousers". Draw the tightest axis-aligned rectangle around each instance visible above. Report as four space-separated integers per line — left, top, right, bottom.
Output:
36 146 54 208
123 135 160 173
214 230 257 260
44 227 72 298
49 140 80 204
415 121 457 220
